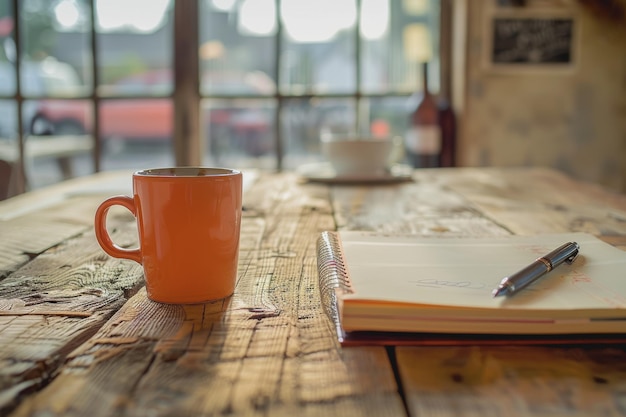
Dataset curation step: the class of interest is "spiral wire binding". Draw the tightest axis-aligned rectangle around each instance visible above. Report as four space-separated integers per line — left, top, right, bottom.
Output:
317 231 353 342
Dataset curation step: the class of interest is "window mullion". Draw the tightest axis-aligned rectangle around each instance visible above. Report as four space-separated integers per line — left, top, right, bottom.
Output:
12 0 26 194
275 0 283 171
174 0 201 166
89 0 101 173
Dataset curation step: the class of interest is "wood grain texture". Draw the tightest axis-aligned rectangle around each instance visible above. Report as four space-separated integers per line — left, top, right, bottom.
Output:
0 217 87 277
331 170 511 237
0 192 131 277
397 346 626 417
9 173 406 417
0 212 143 414
440 167 626 240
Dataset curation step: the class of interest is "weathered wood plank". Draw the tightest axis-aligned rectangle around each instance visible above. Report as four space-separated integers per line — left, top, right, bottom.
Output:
331 171 511 237
0 170 132 221
10 173 406 417
0 215 144 414
0 192 133 278
0 217 87 277
397 346 626 417
440 167 626 240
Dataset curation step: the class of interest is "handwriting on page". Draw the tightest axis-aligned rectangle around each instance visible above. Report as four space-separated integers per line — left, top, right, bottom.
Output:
410 279 486 290
568 267 626 308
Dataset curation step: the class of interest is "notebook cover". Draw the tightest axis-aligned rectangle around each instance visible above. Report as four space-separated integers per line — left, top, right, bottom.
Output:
338 330 626 347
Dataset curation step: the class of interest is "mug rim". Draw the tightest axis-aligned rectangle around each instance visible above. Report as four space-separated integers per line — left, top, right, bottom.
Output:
134 167 241 177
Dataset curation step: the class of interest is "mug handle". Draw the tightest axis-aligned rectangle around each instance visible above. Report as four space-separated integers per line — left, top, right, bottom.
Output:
94 196 142 264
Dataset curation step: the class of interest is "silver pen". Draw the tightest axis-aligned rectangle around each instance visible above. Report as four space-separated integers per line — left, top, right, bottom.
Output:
492 242 580 297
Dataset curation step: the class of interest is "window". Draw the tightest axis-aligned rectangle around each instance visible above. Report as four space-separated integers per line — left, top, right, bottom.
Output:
0 0 440 195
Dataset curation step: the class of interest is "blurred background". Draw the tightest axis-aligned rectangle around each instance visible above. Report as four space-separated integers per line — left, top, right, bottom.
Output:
0 0 624 198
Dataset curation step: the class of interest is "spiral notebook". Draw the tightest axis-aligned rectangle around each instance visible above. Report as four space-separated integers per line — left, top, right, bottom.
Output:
316 231 626 346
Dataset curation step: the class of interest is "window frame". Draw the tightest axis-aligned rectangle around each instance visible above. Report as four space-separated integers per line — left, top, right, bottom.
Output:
4 0 451 195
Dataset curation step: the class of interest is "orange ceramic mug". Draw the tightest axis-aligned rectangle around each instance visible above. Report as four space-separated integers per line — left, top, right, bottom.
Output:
94 167 242 304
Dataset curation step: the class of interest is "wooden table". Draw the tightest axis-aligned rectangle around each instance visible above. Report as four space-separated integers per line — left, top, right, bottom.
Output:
1 167 626 417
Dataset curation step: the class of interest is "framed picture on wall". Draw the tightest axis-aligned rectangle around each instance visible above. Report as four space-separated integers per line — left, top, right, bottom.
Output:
483 11 578 72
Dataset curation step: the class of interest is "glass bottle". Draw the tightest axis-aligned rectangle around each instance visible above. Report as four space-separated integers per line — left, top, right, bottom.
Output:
405 62 442 168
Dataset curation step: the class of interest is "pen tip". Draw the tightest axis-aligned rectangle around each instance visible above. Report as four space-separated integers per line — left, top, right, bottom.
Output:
492 287 506 297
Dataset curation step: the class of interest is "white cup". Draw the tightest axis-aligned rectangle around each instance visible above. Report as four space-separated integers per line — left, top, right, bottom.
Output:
320 133 399 176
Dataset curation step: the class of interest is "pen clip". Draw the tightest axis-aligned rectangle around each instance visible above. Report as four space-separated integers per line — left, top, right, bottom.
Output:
565 248 579 264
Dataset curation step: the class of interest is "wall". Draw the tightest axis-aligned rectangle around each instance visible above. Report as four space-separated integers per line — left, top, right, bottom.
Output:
455 0 626 192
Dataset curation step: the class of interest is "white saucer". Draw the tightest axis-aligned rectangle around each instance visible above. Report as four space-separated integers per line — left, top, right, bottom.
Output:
297 162 414 184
